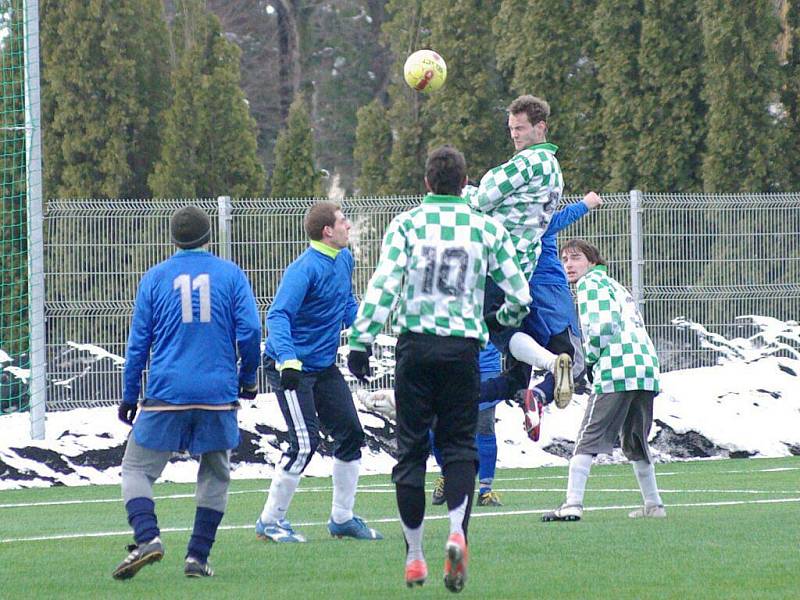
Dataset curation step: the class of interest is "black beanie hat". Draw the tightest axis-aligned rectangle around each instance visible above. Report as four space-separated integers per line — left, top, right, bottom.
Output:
170 206 211 249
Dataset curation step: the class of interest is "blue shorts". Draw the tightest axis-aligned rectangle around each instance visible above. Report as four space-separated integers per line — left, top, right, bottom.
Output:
133 407 239 455
478 370 502 411
525 283 580 347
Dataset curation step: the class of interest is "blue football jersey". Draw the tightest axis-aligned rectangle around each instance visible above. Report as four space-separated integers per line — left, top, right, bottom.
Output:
124 249 261 405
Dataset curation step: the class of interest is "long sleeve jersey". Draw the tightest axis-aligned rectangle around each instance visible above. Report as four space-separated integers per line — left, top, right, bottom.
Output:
462 142 563 279
264 241 359 372
123 250 262 405
349 194 531 349
533 200 589 285
577 266 660 394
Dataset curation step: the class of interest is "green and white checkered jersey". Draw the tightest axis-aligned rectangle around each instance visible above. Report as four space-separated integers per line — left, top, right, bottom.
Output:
348 194 531 350
577 266 660 394
462 142 563 279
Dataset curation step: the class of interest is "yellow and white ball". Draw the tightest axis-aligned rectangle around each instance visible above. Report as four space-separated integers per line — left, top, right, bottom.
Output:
403 49 447 93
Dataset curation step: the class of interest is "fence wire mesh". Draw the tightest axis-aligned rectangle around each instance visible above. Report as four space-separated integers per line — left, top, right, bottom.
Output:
39 192 800 409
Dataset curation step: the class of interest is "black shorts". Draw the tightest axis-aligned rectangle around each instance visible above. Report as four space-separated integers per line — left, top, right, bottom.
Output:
391 332 480 488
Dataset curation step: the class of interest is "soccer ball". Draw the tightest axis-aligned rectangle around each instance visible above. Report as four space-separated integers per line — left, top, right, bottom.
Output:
403 49 447 93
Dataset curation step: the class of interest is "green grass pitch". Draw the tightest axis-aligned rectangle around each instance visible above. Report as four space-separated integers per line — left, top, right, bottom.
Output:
1 456 798 599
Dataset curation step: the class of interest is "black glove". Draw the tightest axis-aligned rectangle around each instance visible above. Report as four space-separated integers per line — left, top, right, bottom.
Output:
239 381 258 400
485 311 504 335
118 402 138 426
280 367 301 391
347 349 371 382
585 362 596 384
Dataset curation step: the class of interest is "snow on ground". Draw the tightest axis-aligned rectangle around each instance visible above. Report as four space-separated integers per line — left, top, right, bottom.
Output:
1 317 798 490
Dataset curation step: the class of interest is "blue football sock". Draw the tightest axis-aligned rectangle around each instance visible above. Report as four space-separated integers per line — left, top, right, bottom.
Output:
537 373 555 406
126 497 159 545
187 507 224 563
479 374 512 403
477 433 497 490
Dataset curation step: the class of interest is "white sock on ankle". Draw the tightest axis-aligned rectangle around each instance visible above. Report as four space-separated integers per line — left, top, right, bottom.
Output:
509 332 556 370
260 468 301 524
331 458 360 524
566 453 593 506
633 459 663 506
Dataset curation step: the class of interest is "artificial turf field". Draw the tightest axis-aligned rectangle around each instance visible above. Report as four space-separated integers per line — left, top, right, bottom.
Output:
1 456 798 599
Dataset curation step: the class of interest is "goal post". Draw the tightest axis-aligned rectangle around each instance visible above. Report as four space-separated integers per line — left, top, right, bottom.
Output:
0 0 44 437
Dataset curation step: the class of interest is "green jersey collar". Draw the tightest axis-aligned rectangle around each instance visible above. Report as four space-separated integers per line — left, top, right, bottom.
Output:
310 239 341 259
589 265 608 275
423 193 468 205
526 142 559 154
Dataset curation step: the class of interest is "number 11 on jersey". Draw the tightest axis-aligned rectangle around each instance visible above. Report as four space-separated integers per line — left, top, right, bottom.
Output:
173 273 211 323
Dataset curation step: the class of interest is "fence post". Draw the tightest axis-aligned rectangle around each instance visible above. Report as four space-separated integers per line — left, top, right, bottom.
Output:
217 196 232 260
25 0 46 439
629 189 645 315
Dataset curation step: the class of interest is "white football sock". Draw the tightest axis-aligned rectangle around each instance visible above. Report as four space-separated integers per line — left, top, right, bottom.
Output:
448 495 469 536
331 458 360 524
566 453 593 506
632 460 663 506
260 468 301 524
402 522 425 562
509 332 556 371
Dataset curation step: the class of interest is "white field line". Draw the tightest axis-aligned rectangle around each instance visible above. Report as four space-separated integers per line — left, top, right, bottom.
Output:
2 464 798 509
2 496 800 545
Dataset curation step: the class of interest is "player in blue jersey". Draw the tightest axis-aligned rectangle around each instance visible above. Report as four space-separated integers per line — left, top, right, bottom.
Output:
254 201 382 543
480 192 602 440
113 205 262 580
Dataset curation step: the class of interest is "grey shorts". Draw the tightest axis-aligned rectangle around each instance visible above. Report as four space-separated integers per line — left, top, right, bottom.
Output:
573 389 656 462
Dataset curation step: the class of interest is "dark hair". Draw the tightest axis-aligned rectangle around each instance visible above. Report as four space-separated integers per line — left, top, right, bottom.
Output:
304 201 341 240
561 239 607 266
425 145 467 195
507 94 550 126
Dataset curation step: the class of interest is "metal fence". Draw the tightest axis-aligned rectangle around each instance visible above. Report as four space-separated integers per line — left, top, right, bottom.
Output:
40 192 800 410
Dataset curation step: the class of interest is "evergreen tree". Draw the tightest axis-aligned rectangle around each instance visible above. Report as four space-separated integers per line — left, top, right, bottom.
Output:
496 0 604 195
353 99 392 196
779 0 800 189
306 2 390 194
635 0 705 192
422 0 510 180
40 0 170 198
592 0 643 192
270 94 321 198
700 0 788 192
150 0 265 198
382 0 429 195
